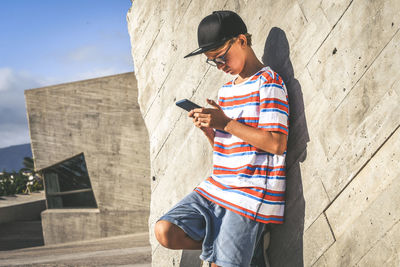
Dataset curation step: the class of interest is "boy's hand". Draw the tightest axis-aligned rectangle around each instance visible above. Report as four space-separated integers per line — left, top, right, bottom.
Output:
189 99 231 131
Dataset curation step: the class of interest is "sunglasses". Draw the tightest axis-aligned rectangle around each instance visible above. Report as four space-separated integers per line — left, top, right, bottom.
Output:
206 41 233 67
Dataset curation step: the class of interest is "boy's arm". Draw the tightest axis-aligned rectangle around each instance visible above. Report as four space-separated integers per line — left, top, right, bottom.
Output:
193 99 287 155
224 119 287 155
188 109 215 147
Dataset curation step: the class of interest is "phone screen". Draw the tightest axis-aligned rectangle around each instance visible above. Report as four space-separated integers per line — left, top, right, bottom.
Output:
175 99 201 112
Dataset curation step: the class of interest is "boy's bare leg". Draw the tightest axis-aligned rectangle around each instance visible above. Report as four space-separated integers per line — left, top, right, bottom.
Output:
155 220 202 249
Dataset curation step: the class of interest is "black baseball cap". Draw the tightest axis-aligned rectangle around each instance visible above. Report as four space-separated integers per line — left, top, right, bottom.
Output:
184 10 247 58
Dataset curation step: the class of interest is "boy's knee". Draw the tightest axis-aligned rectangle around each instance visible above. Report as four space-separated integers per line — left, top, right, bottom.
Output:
154 220 175 248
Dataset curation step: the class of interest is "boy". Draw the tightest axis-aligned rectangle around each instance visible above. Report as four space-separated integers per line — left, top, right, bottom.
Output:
155 10 289 267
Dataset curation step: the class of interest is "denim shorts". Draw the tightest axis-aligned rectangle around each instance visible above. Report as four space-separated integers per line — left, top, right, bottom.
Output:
159 191 264 267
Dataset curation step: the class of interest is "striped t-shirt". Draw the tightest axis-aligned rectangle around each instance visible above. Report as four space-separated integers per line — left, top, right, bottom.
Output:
195 66 289 224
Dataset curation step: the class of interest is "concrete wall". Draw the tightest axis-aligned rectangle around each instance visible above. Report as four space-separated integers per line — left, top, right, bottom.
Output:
0 191 45 224
25 72 150 245
127 1 400 266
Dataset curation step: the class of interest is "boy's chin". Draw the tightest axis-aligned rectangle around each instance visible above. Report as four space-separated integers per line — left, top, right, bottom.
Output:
224 69 236 75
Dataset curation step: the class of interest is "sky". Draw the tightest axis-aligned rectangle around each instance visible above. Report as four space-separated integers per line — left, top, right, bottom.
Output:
0 0 133 149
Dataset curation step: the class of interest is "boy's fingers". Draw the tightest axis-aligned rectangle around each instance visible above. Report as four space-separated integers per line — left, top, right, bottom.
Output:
195 113 210 118
193 107 204 113
207 98 222 110
194 120 202 128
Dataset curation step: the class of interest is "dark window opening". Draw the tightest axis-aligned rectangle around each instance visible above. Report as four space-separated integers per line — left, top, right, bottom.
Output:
40 153 97 209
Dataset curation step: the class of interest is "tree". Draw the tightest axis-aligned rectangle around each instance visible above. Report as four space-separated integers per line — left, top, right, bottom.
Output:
0 157 43 196
21 157 34 172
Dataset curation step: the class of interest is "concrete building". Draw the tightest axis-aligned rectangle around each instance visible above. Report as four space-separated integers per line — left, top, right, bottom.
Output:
25 72 150 245
127 0 400 266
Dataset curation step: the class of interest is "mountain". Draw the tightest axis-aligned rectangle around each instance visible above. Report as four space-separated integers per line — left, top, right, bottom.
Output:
0 144 32 172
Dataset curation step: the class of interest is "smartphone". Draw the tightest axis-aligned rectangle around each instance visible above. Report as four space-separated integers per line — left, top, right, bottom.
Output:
175 99 201 112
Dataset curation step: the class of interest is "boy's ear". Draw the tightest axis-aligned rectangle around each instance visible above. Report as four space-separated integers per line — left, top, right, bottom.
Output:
238 34 247 47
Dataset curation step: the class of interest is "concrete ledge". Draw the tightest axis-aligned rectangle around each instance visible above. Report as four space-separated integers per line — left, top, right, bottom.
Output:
0 191 46 224
42 209 149 245
42 209 101 245
0 220 44 251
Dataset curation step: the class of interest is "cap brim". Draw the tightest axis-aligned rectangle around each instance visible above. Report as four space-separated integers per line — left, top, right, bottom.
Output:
183 47 207 58
183 38 229 59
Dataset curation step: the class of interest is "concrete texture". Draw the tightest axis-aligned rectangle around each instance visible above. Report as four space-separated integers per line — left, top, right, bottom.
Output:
0 220 44 251
0 191 45 224
0 191 46 251
127 0 400 266
0 232 151 266
25 73 151 245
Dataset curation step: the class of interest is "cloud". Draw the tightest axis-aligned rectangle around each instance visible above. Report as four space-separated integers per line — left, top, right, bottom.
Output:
0 123 31 148
72 66 133 82
65 44 133 68
0 68 43 92
54 44 134 83
0 68 13 91
0 68 44 148
67 45 100 62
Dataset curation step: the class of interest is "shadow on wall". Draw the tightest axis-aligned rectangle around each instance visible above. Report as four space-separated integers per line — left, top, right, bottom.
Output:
262 27 309 267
